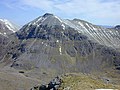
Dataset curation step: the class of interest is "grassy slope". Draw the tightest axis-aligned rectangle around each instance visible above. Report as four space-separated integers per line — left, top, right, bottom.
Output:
58 73 120 90
0 70 41 90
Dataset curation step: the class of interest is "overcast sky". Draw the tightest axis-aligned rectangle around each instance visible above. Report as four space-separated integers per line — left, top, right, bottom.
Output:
0 0 120 26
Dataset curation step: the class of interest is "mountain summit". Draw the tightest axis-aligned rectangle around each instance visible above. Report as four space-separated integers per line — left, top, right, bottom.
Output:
43 13 54 17
28 13 64 28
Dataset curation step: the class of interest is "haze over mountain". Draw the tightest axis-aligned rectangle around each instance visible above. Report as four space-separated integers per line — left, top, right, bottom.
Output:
0 13 120 90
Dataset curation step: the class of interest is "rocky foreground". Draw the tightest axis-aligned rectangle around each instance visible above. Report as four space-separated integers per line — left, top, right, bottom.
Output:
31 73 120 90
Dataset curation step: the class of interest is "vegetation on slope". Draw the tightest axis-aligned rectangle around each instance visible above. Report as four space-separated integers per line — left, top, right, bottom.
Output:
58 73 120 90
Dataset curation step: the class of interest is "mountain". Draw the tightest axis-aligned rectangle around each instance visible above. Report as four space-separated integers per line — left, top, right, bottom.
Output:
9 13 120 74
0 13 120 90
17 13 120 49
0 19 18 37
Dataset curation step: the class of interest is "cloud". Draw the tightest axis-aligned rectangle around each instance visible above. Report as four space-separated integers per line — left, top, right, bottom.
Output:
1 0 120 25
21 0 54 11
54 0 120 18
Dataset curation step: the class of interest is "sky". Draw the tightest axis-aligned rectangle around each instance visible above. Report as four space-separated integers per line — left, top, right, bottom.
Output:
0 0 120 26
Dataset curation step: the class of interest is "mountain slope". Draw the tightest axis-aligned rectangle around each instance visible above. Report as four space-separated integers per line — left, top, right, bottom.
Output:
58 73 120 90
0 13 120 89
0 70 41 90
0 19 18 37
0 19 19 65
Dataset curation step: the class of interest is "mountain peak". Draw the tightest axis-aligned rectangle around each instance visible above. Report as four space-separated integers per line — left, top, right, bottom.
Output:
43 13 54 17
29 13 63 27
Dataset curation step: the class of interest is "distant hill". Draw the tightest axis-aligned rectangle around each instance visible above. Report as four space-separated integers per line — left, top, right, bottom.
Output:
98 25 113 28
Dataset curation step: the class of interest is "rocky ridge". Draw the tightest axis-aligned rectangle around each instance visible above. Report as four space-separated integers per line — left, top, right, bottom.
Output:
17 13 120 49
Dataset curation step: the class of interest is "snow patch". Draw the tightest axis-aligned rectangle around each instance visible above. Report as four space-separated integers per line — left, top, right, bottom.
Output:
33 17 47 25
90 25 97 30
59 46 62 55
95 89 118 90
61 24 65 30
4 32 6 35
56 40 59 43
37 24 39 27
0 19 16 32
28 22 32 26
45 44 48 46
54 16 62 23
78 22 87 30
63 19 77 30
85 23 92 30
36 17 42 23
0 32 7 37
0 19 4 22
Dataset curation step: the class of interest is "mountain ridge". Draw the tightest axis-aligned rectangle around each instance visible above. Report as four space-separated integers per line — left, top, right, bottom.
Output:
17 13 120 49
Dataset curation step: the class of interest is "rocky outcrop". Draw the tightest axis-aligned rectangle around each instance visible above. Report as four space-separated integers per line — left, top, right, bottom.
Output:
31 76 62 90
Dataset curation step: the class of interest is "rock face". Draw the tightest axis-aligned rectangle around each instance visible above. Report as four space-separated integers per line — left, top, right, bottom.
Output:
114 25 120 30
0 13 120 84
31 76 61 90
